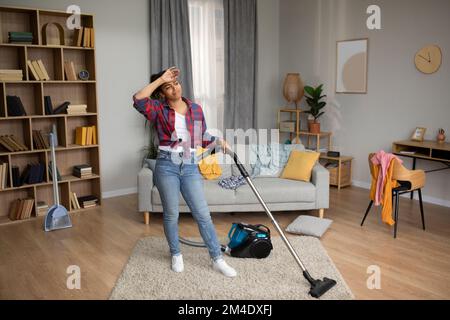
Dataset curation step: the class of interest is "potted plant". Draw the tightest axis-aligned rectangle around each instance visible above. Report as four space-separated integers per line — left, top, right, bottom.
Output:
304 84 326 134
142 120 158 170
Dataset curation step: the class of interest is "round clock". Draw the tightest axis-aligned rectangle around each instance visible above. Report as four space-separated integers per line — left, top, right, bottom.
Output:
78 69 90 81
414 45 442 74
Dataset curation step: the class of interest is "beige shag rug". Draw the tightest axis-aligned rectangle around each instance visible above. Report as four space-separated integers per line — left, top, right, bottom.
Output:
109 236 354 300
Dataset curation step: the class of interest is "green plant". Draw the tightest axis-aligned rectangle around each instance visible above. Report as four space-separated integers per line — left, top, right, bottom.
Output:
304 84 327 122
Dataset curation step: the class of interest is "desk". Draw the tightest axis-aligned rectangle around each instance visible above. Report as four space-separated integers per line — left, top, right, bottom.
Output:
392 140 450 198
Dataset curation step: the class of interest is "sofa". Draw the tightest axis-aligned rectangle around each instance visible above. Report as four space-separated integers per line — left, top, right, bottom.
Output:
137 143 330 224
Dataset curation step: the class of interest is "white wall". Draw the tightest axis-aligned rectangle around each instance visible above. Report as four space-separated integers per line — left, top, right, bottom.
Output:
279 0 450 206
0 0 150 198
256 0 280 130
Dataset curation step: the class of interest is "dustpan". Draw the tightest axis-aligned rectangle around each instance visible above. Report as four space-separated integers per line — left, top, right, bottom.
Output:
44 133 72 232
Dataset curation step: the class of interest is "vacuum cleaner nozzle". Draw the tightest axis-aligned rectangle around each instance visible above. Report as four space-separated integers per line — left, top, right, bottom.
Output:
309 277 337 298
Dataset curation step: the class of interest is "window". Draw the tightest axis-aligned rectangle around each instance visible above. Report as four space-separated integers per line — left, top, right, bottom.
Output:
188 0 224 134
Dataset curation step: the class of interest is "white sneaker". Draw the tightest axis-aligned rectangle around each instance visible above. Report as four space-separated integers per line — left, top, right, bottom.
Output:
171 254 184 273
212 258 237 277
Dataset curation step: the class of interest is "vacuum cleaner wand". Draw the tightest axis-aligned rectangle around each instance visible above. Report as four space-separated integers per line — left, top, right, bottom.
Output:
223 147 337 298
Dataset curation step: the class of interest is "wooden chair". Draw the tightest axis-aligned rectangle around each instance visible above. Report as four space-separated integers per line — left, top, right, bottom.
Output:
360 153 426 238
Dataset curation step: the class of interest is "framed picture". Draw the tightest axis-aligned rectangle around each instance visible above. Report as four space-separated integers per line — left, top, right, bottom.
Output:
336 38 368 94
411 127 426 141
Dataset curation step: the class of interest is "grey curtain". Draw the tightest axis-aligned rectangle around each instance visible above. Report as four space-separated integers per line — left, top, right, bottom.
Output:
150 0 194 100
223 0 257 131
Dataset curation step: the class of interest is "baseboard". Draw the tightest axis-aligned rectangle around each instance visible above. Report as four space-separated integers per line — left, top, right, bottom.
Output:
351 180 450 208
102 187 137 199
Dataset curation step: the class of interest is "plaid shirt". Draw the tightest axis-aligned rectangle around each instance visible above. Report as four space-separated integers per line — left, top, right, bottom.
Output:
133 95 216 150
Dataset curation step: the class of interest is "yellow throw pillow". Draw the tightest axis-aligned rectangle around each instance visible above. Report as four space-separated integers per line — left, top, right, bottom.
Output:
281 150 320 182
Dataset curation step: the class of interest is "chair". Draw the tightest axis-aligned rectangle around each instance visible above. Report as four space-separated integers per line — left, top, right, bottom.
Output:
360 153 426 238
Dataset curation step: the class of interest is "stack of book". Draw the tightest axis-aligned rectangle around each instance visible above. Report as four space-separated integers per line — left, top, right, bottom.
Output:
73 27 95 48
6 95 27 116
48 161 62 182
9 198 35 221
8 31 33 44
75 126 97 146
77 195 98 209
0 135 28 152
36 201 49 217
67 104 87 115
27 59 50 80
32 130 50 150
70 192 81 210
17 163 46 185
73 164 92 178
0 69 23 81
0 162 9 190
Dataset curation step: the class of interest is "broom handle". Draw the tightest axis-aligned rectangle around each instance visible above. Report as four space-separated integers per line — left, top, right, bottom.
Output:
50 133 59 206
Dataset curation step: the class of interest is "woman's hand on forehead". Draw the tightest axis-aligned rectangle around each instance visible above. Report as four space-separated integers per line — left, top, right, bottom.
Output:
161 67 180 83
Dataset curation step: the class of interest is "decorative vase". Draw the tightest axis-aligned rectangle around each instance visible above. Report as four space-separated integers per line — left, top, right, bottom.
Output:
437 133 446 144
309 121 320 134
283 73 304 109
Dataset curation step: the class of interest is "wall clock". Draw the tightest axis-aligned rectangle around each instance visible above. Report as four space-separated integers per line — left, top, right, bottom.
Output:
414 45 442 74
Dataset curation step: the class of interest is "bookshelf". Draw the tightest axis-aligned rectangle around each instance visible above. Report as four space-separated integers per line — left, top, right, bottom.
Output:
0 5 101 226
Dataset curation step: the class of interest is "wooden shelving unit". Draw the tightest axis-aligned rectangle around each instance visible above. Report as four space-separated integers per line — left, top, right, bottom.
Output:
0 5 101 226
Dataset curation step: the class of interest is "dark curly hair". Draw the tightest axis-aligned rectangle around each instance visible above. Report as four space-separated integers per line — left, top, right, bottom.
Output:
150 69 166 100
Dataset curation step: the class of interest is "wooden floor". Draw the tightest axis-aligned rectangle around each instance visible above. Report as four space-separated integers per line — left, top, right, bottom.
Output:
0 186 449 300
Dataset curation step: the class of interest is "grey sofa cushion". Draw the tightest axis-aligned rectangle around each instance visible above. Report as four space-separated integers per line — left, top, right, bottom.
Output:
234 177 316 204
285 215 333 238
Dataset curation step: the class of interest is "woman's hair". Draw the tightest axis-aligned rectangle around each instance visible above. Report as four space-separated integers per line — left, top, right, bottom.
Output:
150 69 165 100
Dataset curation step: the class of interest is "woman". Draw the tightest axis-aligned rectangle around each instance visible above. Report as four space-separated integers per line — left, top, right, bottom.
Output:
133 67 237 277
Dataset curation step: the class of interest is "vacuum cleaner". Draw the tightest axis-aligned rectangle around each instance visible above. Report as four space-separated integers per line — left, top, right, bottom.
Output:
180 145 337 298
181 222 273 259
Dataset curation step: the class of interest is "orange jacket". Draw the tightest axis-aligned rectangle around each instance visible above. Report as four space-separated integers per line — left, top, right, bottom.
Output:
369 158 399 226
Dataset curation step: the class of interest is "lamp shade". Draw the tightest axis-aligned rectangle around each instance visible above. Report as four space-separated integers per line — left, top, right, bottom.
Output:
283 73 304 105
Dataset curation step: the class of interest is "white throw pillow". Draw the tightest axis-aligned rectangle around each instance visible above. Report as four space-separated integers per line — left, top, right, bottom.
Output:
285 215 333 238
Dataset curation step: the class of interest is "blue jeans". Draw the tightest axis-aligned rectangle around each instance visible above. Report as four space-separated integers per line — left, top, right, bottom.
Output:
154 150 223 261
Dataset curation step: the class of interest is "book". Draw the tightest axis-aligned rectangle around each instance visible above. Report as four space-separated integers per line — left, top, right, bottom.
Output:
12 166 20 187
6 96 27 116
0 162 8 189
8 199 19 221
92 125 97 144
32 60 46 80
90 27 95 48
73 28 83 47
37 60 50 80
27 60 40 80
86 126 93 145
44 96 53 115
53 101 70 114
64 61 77 81
75 127 87 145
48 161 62 182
